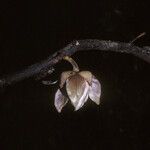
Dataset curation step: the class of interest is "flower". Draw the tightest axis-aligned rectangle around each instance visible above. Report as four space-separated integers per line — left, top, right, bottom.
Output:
54 71 101 112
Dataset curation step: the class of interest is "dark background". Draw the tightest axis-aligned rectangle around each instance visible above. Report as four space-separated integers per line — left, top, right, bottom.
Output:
0 0 150 150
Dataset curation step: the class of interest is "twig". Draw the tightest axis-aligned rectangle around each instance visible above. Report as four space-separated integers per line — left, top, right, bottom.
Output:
0 39 150 89
130 32 146 44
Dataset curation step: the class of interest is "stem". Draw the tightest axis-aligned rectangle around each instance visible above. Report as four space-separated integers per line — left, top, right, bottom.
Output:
63 56 79 72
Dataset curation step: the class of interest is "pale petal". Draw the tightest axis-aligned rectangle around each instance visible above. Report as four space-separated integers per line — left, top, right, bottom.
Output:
79 71 92 84
89 76 101 105
54 89 68 113
60 71 75 88
75 85 89 111
66 74 89 111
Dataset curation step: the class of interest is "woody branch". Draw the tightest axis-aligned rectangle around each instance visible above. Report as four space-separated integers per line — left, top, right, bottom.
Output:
0 39 150 89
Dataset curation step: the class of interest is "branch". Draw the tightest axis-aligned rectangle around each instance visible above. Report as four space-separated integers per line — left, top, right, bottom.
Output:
0 39 150 89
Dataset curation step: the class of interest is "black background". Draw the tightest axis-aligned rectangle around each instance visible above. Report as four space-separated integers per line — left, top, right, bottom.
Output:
0 0 150 150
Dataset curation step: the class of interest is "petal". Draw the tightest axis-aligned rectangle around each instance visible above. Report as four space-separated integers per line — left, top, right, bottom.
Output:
54 89 68 113
60 71 74 88
79 71 92 84
75 85 89 111
89 76 101 105
66 74 89 111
